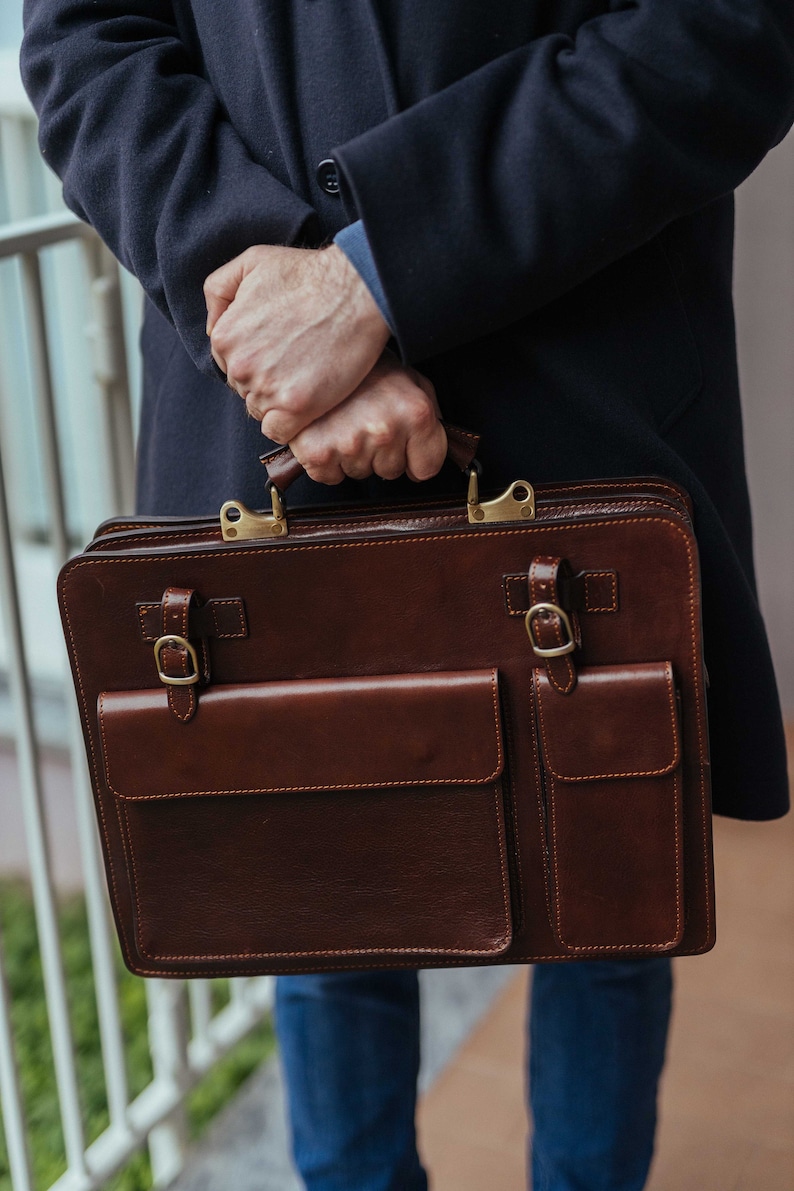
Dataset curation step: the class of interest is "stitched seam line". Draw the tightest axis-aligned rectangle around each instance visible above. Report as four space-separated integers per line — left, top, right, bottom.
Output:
583 571 618 613
501 704 525 927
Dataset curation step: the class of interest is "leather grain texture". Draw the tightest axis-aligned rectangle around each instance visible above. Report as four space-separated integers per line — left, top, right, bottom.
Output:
58 473 714 977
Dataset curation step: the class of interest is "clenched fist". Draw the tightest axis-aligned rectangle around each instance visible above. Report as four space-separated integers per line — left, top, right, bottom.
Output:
205 244 391 442
289 351 448 484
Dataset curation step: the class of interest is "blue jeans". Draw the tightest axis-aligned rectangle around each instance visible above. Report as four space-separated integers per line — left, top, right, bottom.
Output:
276 958 672 1191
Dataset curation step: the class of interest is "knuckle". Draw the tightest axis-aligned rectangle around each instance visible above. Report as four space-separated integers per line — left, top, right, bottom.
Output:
261 411 287 443
305 464 337 484
339 434 363 460
304 444 334 469
367 421 394 449
210 323 230 354
410 395 436 428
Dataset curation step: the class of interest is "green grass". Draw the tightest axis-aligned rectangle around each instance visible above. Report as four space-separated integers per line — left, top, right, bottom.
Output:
0 883 275 1191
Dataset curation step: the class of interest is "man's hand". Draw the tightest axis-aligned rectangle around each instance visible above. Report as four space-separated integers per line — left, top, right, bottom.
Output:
205 244 391 443
288 351 448 484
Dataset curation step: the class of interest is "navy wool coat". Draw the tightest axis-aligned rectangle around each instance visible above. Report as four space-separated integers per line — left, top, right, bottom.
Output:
21 0 794 819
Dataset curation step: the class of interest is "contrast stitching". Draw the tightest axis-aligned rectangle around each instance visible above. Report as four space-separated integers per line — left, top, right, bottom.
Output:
137 604 152 636
501 693 525 923
209 598 247 638
504 575 524 616
98 668 505 799
583 571 618 613
535 662 680 781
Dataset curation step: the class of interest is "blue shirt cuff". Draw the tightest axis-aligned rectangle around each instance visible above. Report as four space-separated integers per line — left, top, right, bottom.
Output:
334 220 395 334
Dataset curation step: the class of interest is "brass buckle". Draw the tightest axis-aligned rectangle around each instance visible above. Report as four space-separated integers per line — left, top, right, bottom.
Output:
525 603 576 658
153 635 200 685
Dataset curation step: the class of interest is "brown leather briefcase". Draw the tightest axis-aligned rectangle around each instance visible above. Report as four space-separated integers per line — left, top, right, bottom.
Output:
58 430 714 978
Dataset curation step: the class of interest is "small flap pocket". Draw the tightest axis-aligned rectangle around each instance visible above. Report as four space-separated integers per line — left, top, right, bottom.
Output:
534 662 680 782
99 669 503 801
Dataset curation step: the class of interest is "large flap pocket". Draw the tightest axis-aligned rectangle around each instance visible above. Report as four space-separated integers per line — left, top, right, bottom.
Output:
534 663 684 954
97 669 512 964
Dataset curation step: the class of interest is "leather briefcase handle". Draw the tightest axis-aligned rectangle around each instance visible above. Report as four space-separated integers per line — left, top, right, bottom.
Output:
260 422 481 492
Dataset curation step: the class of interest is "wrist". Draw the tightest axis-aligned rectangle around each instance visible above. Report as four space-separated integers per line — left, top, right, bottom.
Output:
325 244 391 353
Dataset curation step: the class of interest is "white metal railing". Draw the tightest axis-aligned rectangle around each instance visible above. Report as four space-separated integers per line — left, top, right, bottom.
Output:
0 213 275 1190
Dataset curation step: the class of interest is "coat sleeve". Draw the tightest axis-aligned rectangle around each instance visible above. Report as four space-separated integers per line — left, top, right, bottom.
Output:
20 0 320 375
332 0 794 363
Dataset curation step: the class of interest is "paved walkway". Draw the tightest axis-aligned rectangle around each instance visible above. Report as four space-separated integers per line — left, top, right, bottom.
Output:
418 736 794 1190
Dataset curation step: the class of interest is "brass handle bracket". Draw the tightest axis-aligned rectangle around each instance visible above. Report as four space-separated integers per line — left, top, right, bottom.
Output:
220 485 288 540
467 467 535 525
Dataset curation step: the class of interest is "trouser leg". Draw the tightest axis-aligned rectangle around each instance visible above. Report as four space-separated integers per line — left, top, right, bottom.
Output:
528 957 673 1191
275 969 427 1191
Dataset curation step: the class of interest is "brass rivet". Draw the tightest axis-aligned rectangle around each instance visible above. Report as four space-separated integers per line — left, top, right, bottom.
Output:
226 526 237 537
521 505 532 517
473 507 485 521
271 522 283 535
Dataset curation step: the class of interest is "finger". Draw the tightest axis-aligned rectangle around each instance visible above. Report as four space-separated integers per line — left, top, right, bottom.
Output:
341 458 375 481
413 371 442 414
290 440 346 485
371 441 409 481
405 418 448 483
211 341 228 376
204 250 256 335
261 407 314 445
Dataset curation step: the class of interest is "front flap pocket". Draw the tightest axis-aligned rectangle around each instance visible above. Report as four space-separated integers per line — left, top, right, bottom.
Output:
534 662 684 954
98 669 512 964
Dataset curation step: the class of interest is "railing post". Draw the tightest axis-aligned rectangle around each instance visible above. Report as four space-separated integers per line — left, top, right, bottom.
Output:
82 238 136 515
0 926 34 1191
145 980 191 1185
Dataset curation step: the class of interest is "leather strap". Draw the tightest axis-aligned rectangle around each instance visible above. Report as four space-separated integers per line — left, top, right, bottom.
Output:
261 422 481 491
138 596 247 642
527 557 579 695
503 570 618 617
157 588 206 722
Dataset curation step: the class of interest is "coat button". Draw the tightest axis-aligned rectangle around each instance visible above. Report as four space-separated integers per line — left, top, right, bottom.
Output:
316 159 340 195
